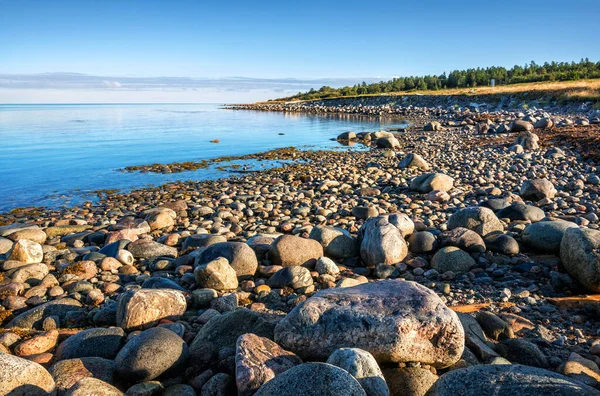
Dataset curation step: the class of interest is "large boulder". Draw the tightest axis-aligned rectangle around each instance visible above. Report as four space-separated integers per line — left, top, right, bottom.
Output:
496 202 545 222
116 289 186 331
309 226 358 259
274 280 464 368
115 327 189 383
428 364 598 396
141 207 176 230
327 348 389 396
194 257 239 290
254 363 366 396
520 179 557 201
358 216 408 267
410 173 454 193
190 309 276 368
447 207 503 236
267 266 313 290
431 246 476 274
561 227 600 292
0 352 56 395
55 327 125 360
269 235 324 268
196 242 258 279
522 221 577 253
235 333 302 396
9 239 43 263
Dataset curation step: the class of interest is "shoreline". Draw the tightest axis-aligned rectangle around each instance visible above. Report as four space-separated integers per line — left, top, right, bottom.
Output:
2 104 600 393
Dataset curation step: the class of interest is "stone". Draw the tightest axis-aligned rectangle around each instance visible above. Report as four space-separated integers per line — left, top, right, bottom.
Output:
315 256 340 275
194 257 239 290
142 207 176 230
64 378 124 396
428 364 599 396
49 357 115 394
267 266 313 290
0 237 13 254
457 313 499 362
125 381 164 396
182 234 227 252
410 173 454 193
521 179 557 201
431 246 475 274
514 132 540 150
45 225 91 238
116 289 186 331
484 233 520 255
7 228 47 244
127 239 177 259
560 352 600 388
274 280 464 368
269 235 324 268
190 309 276 368
327 348 389 396
439 228 486 253
475 311 514 341
163 384 195 396
561 227 600 292
115 327 189 382
201 373 235 395
14 330 59 357
497 338 548 368
235 333 302 396
0 352 56 395
196 242 258 279
447 206 504 236
254 363 366 396
399 153 430 170
338 131 357 141
382 367 437 396
511 119 534 132
9 239 43 263
9 263 49 284
375 136 400 149
407 231 437 254
309 226 358 259
522 220 577 253
7 298 83 329
424 121 442 131
358 216 408 267
534 118 554 129
55 327 125 360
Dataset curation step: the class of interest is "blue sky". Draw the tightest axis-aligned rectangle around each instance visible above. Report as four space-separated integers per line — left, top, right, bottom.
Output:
1 0 598 102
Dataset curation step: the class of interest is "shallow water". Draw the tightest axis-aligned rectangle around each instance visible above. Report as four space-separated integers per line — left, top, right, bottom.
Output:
0 103 409 211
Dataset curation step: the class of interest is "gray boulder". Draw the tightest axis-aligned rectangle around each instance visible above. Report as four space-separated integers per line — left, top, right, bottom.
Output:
520 179 556 201
522 221 577 253
274 280 464 368
399 153 430 170
561 227 600 292
431 246 476 274
254 363 366 396
267 266 313 290
269 235 324 268
447 207 503 236
410 173 454 193
55 327 125 360
115 327 189 382
309 226 358 259
194 257 239 290
196 242 258 279
0 353 56 396
116 289 186 331
127 239 177 259
496 202 545 222
428 364 599 396
358 216 408 267
7 298 84 330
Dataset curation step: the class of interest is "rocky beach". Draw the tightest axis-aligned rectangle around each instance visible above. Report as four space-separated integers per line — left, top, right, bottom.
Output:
3 96 600 395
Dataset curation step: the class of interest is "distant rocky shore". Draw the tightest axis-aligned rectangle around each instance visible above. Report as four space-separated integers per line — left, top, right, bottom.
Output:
3 105 600 395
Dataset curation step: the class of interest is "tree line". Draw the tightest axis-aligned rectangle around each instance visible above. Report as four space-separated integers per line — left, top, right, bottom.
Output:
279 59 600 101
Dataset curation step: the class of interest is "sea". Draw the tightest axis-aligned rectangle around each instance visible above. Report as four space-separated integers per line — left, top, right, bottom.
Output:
0 103 410 212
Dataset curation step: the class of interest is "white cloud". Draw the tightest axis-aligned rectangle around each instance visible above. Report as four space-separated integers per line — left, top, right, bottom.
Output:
102 80 121 88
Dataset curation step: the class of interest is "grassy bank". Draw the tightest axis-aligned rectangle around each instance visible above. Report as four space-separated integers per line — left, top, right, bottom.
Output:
261 79 600 106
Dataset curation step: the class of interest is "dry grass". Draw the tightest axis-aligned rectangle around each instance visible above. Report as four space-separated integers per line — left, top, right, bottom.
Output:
260 79 600 104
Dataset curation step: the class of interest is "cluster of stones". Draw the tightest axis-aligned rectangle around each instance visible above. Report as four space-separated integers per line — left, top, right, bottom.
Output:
2 106 600 395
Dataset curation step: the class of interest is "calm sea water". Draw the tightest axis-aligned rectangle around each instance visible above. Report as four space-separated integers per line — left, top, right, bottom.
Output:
0 103 409 212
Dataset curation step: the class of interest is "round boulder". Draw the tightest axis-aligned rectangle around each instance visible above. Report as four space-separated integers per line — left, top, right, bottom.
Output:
269 235 324 268
431 246 476 274
561 227 600 292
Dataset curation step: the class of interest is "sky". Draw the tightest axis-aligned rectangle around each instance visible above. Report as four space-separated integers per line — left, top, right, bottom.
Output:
1 0 598 103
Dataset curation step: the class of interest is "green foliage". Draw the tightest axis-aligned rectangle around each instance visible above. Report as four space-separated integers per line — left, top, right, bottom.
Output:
279 59 600 101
